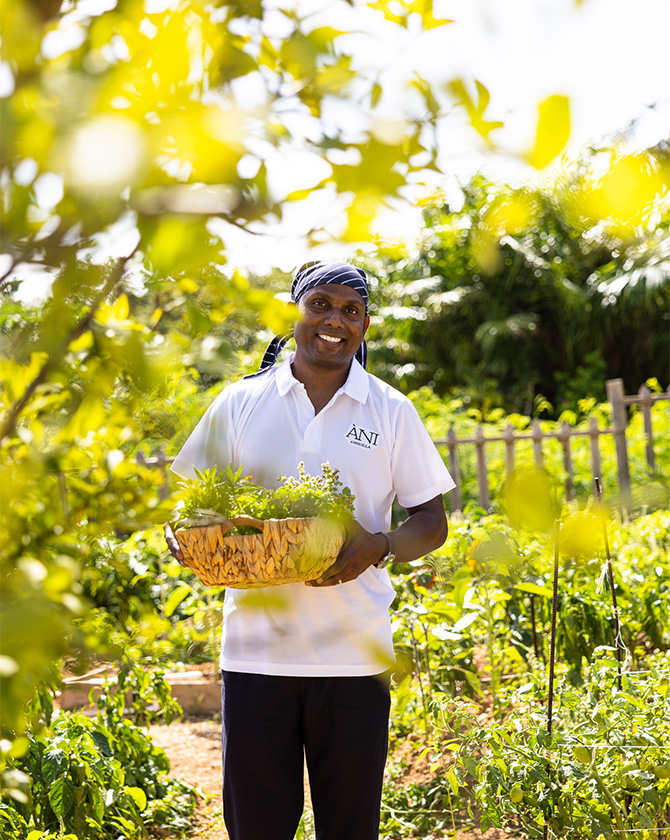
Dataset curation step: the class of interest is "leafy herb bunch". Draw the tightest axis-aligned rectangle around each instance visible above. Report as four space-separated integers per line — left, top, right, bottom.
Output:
177 462 355 530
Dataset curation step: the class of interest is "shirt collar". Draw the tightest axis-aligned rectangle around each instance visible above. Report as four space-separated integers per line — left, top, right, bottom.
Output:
275 355 369 403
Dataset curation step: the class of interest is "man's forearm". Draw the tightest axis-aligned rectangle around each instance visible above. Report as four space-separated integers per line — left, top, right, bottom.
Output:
309 494 448 586
389 495 448 565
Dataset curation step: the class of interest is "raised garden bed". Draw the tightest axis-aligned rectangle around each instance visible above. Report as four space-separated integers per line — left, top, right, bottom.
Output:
59 664 221 715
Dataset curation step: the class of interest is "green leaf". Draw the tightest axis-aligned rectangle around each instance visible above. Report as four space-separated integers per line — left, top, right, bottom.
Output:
411 75 440 119
410 0 453 29
185 297 213 337
527 94 571 170
447 78 504 142
104 787 119 808
514 582 553 599
110 813 142 833
7 737 29 758
125 786 147 812
164 584 190 618
447 769 459 794
452 612 479 632
42 747 64 785
286 180 328 201
91 729 112 757
88 781 105 823
308 26 344 51
49 776 75 819
370 82 382 108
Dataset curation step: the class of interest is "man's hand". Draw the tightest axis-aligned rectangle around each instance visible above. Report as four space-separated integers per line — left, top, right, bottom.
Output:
305 495 448 587
306 521 386 587
163 522 186 566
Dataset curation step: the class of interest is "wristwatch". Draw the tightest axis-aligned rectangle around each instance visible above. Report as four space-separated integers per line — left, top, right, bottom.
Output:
375 531 396 569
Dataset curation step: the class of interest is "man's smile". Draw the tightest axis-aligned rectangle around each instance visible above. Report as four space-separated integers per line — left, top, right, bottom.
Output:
292 284 369 375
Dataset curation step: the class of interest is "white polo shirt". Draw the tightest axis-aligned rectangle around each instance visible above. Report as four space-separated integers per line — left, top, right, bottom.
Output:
171 356 455 677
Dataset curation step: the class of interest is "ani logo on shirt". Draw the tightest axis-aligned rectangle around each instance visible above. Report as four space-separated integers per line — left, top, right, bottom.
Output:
346 423 380 449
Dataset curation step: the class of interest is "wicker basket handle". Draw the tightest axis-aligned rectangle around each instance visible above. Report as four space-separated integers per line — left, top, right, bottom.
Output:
226 514 266 534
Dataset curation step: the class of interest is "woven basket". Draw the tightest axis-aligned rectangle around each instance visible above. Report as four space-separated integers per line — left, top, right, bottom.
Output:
171 514 346 588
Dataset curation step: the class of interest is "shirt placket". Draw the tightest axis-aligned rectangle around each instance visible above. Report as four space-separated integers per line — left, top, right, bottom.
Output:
290 383 320 459
295 386 344 461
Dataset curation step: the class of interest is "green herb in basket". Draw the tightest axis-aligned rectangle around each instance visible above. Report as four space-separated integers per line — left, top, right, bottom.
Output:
176 463 355 531
267 463 355 521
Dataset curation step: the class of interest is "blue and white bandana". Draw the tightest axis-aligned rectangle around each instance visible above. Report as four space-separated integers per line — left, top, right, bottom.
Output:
247 261 369 377
291 261 368 310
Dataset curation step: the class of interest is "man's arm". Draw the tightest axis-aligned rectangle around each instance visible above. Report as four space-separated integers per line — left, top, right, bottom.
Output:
164 522 185 564
307 494 448 587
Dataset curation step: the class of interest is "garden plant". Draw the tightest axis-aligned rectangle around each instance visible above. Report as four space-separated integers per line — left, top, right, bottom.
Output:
378 499 670 838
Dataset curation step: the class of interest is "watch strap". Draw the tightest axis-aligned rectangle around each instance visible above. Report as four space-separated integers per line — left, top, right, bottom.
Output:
375 531 396 568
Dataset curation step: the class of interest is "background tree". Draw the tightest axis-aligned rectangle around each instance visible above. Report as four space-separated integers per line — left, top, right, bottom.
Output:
365 142 670 414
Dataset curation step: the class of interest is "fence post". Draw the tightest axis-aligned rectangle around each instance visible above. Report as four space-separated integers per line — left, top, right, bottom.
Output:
638 384 656 472
606 378 630 496
503 422 515 477
154 447 170 500
559 421 574 502
446 427 462 512
588 416 602 486
531 419 544 468
474 425 490 509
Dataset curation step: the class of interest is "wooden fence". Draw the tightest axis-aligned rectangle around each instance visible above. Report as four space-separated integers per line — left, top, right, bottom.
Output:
145 379 668 511
436 379 670 511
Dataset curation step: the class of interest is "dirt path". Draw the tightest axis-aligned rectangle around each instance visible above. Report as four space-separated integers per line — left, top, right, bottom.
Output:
151 719 227 840
150 719 518 840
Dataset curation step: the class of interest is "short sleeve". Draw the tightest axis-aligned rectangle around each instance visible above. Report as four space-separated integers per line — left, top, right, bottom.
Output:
170 390 236 480
391 400 456 509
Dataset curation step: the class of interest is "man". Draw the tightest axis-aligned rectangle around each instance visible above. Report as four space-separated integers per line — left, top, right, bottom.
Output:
167 261 455 840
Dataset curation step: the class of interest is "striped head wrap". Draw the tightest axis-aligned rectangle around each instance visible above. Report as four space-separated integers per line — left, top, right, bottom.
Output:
246 260 369 377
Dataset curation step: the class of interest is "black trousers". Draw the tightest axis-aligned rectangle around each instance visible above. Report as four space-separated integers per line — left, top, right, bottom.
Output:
220 670 391 840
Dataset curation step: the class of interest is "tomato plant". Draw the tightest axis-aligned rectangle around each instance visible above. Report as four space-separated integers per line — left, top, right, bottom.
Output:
444 654 670 837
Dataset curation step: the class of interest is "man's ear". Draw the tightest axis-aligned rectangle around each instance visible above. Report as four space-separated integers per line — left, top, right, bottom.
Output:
364 314 370 334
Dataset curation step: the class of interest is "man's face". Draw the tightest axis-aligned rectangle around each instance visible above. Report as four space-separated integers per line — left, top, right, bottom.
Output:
293 283 369 372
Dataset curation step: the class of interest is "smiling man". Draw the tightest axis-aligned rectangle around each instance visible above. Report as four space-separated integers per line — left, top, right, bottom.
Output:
168 260 455 840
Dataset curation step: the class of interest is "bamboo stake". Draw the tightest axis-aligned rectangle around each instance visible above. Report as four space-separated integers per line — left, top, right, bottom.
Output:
529 594 540 661
409 623 430 738
543 519 560 840
547 520 560 739
594 477 623 691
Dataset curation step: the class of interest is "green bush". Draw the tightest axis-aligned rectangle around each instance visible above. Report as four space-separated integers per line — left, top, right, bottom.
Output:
1 669 196 839
391 509 670 703
381 777 456 838
72 528 224 666
447 654 670 838
386 506 670 835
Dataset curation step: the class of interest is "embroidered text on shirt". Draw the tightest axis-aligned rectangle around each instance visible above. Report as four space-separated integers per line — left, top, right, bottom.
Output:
345 423 379 449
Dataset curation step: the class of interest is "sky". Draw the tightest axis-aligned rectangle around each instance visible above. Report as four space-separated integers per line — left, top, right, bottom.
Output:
221 0 670 273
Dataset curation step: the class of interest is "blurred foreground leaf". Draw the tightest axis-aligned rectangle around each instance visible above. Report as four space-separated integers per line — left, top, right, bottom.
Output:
526 94 571 170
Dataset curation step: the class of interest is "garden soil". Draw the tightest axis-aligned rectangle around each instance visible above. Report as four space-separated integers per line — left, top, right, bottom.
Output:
150 718 520 840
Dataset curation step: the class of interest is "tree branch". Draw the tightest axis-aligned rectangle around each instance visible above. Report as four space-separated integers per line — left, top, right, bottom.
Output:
0 258 51 293
0 251 136 442
0 258 22 290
